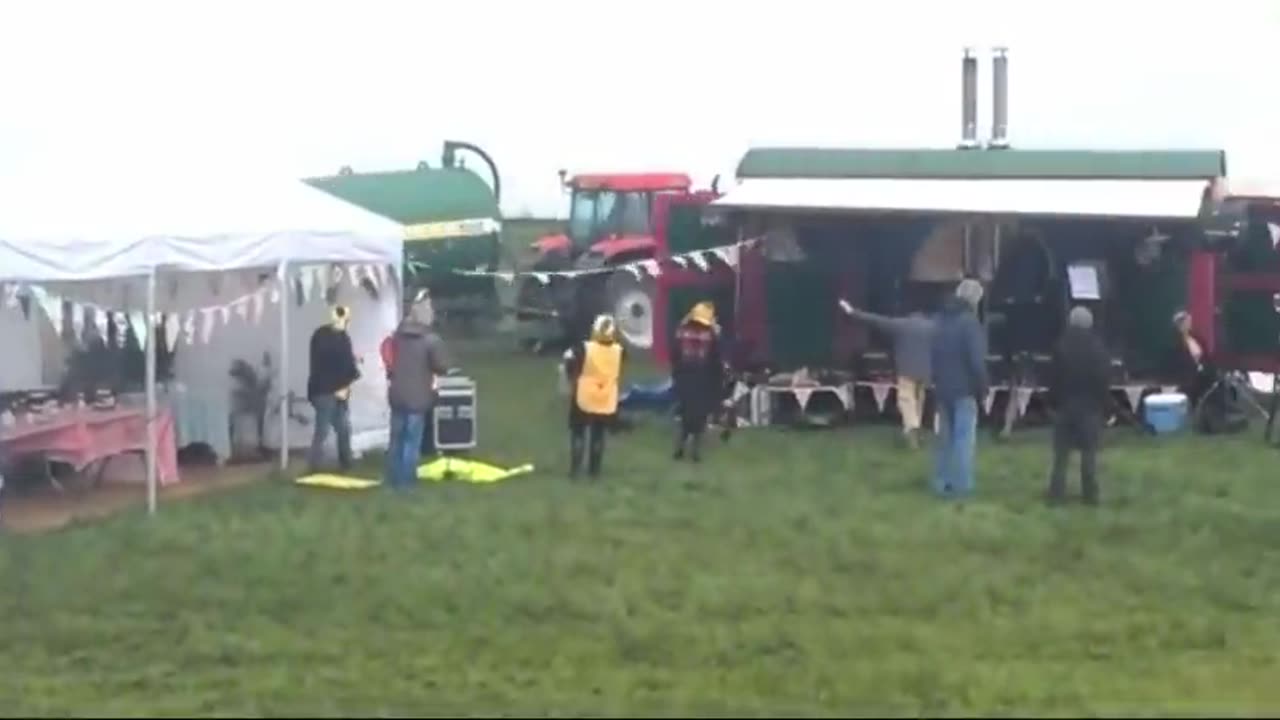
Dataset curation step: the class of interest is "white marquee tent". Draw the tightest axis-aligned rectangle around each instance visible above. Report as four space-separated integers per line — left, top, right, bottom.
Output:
0 167 406 513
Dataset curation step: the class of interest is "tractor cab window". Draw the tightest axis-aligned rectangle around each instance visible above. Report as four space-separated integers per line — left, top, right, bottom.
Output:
567 189 654 249
615 191 652 236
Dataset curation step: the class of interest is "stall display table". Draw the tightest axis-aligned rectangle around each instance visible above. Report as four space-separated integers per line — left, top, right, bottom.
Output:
0 408 180 489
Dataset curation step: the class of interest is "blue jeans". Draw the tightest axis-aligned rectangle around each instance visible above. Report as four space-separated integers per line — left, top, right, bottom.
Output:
308 395 352 471
933 397 978 497
385 409 426 489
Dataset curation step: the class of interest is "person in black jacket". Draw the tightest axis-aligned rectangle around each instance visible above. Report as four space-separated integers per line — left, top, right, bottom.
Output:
306 305 360 473
1046 306 1111 506
670 301 723 462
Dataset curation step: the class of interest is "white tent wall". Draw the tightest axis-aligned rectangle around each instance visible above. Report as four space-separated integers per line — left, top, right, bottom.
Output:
17 265 400 459
0 305 49 392
163 269 398 458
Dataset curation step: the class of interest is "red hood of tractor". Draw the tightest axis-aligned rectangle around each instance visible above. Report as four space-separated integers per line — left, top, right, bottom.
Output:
532 233 656 259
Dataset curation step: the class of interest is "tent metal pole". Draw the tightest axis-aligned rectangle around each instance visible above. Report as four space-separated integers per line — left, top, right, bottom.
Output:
278 261 290 473
145 268 158 515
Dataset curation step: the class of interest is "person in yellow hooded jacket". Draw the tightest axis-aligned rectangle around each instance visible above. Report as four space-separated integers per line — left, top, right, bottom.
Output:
561 314 624 479
670 301 723 462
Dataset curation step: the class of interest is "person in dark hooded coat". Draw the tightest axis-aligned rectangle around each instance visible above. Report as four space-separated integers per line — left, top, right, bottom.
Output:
1046 306 1111 506
670 301 723 462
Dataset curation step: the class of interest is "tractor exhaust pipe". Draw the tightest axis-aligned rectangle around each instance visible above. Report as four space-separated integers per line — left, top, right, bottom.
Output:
959 48 979 149
989 47 1009 149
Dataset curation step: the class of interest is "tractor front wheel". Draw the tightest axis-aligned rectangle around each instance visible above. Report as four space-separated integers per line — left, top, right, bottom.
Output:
604 269 657 351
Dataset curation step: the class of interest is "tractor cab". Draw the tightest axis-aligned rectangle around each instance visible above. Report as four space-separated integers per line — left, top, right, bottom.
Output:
533 173 692 260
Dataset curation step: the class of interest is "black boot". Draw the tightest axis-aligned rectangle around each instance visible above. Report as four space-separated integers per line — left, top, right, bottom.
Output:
587 437 604 478
569 435 585 479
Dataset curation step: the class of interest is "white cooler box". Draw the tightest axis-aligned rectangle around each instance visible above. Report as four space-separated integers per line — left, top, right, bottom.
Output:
433 376 477 451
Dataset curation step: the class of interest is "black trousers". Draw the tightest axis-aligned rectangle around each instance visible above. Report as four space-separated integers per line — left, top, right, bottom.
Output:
1048 410 1101 504
569 410 608 477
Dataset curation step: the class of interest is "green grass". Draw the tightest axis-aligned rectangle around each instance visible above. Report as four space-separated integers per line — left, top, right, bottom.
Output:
3 343 1280 716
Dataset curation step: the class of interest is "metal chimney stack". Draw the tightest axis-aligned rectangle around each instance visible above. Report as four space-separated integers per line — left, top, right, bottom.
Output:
959 48 979 149
989 47 1009 149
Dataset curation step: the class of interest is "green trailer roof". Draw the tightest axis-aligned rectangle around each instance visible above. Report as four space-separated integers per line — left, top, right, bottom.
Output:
736 148 1227 181
304 166 500 226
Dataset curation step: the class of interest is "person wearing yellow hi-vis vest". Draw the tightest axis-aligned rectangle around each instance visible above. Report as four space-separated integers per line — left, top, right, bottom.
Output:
561 315 625 479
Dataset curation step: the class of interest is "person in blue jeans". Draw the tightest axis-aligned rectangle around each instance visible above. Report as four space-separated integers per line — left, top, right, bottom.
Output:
383 296 449 489
306 306 360 473
929 279 989 498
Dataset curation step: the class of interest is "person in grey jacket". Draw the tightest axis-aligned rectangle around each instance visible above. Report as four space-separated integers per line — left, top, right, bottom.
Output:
384 297 449 490
928 279 989 498
840 300 935 448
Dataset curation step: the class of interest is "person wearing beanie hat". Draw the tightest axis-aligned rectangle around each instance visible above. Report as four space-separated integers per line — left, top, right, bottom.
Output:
928 278 990 498
384 291 450 489
1046 305 1111 506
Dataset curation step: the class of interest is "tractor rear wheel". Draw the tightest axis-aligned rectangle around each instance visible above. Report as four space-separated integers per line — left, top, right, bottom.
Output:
604 269 657 351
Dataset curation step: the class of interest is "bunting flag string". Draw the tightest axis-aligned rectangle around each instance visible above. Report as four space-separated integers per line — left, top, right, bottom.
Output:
405 238 758 282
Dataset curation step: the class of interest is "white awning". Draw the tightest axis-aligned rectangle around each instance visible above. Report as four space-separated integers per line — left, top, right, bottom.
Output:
712 178 1211 220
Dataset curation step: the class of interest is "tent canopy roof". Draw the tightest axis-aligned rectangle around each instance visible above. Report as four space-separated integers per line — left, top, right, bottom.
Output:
736 147 1228 181
0 168 404 282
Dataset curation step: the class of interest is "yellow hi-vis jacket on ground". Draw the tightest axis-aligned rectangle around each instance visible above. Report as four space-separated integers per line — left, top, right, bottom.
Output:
575 340 622 415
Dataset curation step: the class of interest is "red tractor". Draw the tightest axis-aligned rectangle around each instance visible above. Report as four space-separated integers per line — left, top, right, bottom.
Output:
516 171 698 351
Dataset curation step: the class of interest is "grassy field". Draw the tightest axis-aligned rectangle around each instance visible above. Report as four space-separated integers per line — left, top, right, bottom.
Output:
3 342 1280 716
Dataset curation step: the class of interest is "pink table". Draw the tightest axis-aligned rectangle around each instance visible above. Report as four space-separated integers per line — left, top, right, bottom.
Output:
0 408 180 487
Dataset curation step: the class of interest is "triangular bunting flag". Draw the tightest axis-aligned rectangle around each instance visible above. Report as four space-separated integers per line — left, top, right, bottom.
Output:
533 273 550 285
984 389 997 415
793 387 814 410
331 264 345 285
91 307 108 340
297 270 312 304
1015 387 1034 418
233 296 250 320
871 383 891 413
71 303 86 342
639 260 661 277
1269 222 1279 248
625 264 643 280
314 266 330 298
200 308 217 344
165 314 180 353
30 286 62 328
270 283 282 305
496 272 515 283
1123 386 1144 413
182 311 197 345
218 304 232 326
672 256 689 269
347 264 363 287
690 252 710 272
252 290 267 323
128 310 148 349
714 245 740 267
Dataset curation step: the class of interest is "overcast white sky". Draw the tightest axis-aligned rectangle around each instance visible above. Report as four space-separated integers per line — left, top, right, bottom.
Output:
1 0 1277 218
